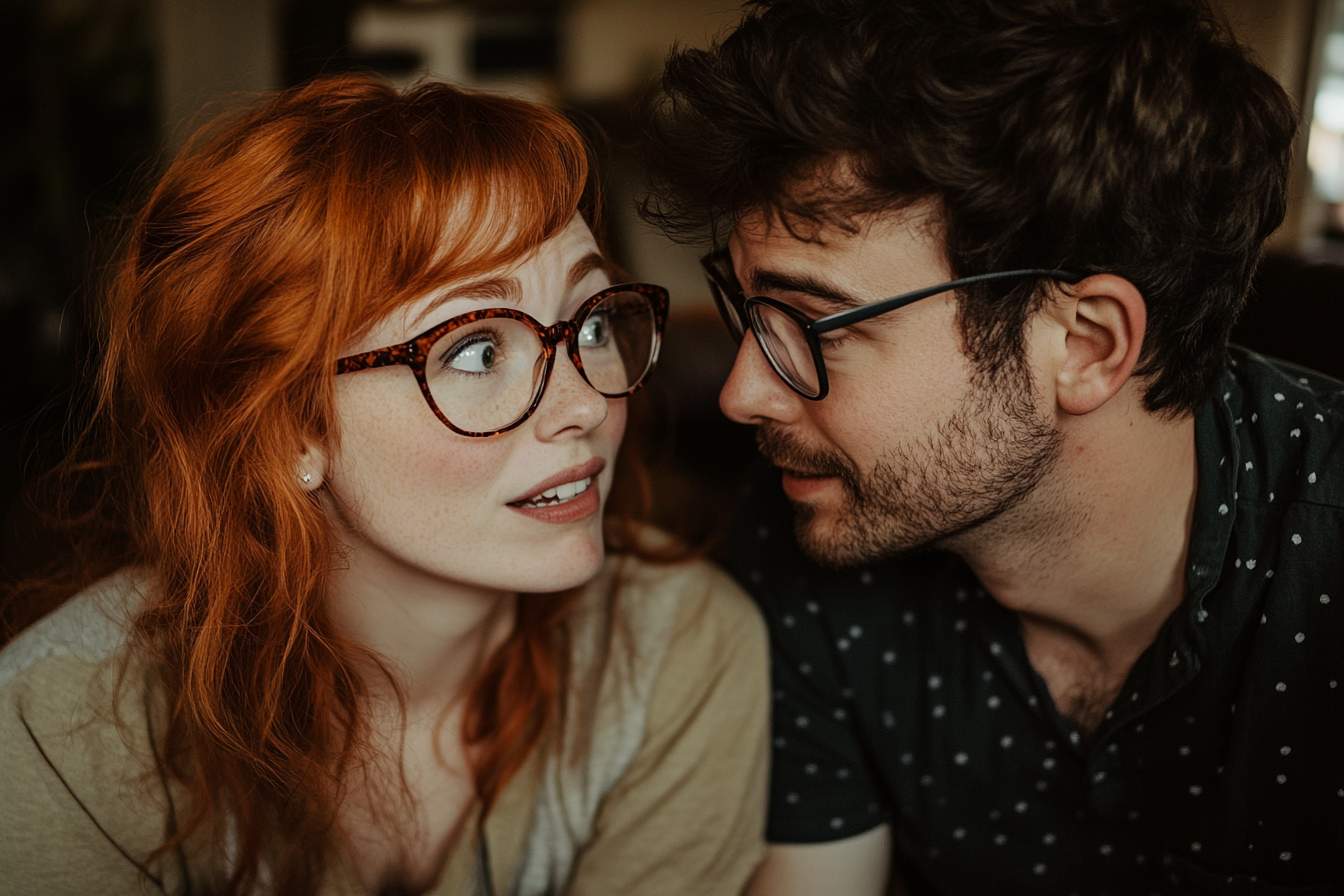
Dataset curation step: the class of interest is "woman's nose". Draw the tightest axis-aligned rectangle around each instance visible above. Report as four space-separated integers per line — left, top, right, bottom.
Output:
530 347 609 440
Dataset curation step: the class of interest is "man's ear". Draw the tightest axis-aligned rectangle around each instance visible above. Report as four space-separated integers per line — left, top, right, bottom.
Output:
296 442 327 491
1046 274 1147 416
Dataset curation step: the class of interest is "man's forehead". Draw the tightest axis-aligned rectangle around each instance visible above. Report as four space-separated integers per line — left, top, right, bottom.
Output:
731 197 944 251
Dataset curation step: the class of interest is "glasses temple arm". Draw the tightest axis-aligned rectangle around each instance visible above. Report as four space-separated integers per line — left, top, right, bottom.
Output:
812 268 1084 335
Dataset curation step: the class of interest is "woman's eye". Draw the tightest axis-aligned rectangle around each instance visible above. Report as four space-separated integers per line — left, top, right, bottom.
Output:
578 313 610 348
443 336 499 373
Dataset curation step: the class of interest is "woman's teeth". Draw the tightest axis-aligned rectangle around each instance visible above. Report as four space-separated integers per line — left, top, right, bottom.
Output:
522 477 592 506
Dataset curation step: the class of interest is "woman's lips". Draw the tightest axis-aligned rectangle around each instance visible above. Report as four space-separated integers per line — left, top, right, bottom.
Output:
508 483 600 524
506 456 606 525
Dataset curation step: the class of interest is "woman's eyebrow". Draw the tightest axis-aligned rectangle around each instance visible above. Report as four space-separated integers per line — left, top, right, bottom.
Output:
568 252 608 289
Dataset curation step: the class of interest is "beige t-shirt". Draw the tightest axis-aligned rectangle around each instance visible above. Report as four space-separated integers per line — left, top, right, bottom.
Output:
0 554 769 895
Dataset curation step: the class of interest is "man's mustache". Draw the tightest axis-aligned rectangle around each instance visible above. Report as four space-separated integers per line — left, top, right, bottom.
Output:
755 425 861 490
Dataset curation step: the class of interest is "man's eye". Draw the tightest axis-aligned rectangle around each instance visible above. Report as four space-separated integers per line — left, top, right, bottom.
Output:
578 313 610 348
443 336 500 372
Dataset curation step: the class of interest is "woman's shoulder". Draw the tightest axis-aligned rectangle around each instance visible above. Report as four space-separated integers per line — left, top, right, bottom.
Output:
0 566 154 695
0 568 181 892
590 532 764 645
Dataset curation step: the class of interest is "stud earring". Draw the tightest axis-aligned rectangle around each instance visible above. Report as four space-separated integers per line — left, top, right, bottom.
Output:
301 473 313 484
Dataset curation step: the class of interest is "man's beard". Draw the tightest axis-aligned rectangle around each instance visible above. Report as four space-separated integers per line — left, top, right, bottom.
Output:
757 363 1063 567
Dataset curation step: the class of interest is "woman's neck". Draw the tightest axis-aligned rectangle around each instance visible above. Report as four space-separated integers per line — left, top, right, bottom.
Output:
325 535 517 714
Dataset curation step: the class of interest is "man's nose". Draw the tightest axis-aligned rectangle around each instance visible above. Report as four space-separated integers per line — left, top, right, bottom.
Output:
719 332 804 426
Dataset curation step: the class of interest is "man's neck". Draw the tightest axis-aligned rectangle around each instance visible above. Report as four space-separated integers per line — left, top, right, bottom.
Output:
944 384 1198 736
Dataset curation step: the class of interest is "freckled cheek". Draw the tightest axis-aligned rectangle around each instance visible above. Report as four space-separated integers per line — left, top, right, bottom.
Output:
330 374 511 530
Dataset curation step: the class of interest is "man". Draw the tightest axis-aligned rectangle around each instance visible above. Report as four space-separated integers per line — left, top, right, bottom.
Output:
639 0 1344 893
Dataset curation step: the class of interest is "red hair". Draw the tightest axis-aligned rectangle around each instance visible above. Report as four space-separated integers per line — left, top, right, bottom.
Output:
3 75 616 894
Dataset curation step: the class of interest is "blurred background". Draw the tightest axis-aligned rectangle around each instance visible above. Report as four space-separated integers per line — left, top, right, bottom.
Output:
1 0 1342 577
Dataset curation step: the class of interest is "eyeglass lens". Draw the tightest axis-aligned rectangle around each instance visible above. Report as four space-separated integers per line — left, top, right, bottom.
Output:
425 289 658 433
747 303 822 399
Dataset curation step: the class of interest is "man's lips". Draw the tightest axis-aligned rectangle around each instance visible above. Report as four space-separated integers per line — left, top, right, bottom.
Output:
507 457 607 505
779 465 840 500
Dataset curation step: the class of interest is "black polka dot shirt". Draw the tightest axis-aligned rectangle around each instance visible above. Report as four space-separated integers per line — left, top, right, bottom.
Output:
725 348 1344 895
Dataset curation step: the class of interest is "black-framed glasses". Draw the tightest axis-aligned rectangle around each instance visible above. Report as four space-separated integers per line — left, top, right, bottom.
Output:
336 283 669 437
700 248 1082 400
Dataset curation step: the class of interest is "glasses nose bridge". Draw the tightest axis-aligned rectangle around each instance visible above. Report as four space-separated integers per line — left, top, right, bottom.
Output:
540 318 580 350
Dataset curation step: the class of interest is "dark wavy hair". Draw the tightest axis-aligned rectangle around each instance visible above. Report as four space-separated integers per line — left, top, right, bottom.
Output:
639 0 1298 414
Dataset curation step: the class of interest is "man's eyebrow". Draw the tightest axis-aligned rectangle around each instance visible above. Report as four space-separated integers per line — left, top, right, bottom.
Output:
567 252 608 290
748 267 864 311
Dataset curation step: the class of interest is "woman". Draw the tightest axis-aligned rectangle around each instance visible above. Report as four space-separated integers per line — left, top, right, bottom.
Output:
0 75 767 895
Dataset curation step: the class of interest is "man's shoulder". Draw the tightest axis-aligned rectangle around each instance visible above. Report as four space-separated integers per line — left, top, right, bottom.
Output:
1223 347 1344 511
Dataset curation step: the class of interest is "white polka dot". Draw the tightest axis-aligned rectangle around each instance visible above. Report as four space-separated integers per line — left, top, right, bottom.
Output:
1274 393 1285 401
1070 731 1081 745
1292 533 1303 545
882 711 896 728
834 708 847 721
1033 863 1046 875
1246 559 1257 570
757 526 770 540
1277 774 1287 783
883 650 897 663
1332 681 1339 689
1189 785 1202 796
859 571 873 585
830 817 844 830
1043 833 1056 845
987 695 1001 709
1192 842 1202 852
774 737 786 748
902 611 916 625
1179 746 1191 756
795 715 810 727
804 763 817 774
782 615 796 627
901 753 913 764
1218 503 1229 515
1291 428 1302 438
1281 851 1292 861
932 706 946 718
1276 682 1287 692
1015 801 1028 813
928 675 942 689
920 774 934 786
806 601 819 614
1043 757 1056 770
954 752 968 765
1280 745 1291 755
837 638 850 650
1246 461 1254 471
953 827 966 839
1309 472 1318 483
799 663 811 675
989 641 1002 655
786 792 799 804
849 625 863 638
1295 632 1305 643
954 619 967 632
1093 771 1107 783
1001 735 1014 748
1322 594 1332 605
1036 780 1048 791
994 834 1007 845
1100 844 1113 855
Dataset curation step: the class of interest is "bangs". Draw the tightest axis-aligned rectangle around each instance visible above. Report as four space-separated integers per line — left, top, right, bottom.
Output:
311 78 592 344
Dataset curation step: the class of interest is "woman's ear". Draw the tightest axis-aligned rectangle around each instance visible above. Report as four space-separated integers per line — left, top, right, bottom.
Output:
296 443 327 491
1047 274 1147 416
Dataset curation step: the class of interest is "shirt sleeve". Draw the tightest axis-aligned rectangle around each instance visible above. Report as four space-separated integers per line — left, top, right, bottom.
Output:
724 465 890 844
563 562 770 896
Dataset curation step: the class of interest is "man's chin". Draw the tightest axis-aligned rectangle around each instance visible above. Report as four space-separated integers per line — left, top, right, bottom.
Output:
790 499 940 569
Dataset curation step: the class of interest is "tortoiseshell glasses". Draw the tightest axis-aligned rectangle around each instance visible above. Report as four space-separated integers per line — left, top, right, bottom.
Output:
336 283 670 437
